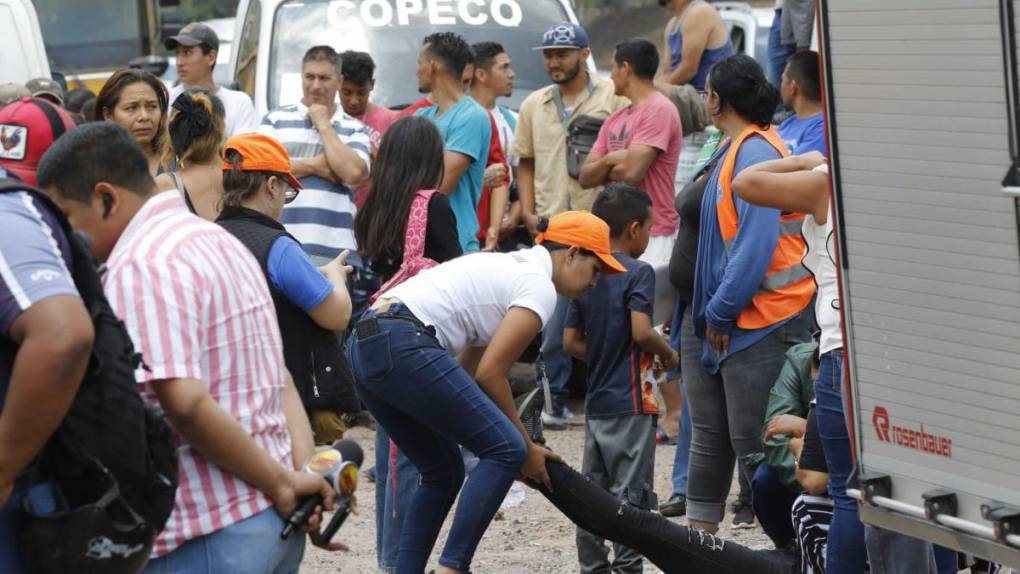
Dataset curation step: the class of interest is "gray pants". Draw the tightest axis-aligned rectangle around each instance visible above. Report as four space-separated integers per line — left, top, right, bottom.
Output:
865 526 939 574
682 306 812 524
577 415 658 574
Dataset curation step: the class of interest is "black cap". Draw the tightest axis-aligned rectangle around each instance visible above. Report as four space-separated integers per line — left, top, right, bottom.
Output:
164 22 220 52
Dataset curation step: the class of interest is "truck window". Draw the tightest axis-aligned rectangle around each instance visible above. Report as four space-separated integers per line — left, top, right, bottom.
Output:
267 0 571 111
34 0 145 73
236 1 262 97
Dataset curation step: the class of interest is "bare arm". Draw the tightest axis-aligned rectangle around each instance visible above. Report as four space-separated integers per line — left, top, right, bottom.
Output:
485 184 510 251
789 437 829 496
290 156 339 184
664 7 713 86
630 311 678 369
517 158 540 235
474 307 563 489
732 153 830 222
281 371 315 470
151 376 335 516
319 127 369 185
608 144 662 186
438 151 473 196
563 326 587 361
0 295 93 504
309 252 354 332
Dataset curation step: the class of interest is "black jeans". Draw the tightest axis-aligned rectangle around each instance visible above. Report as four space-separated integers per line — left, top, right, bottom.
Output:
536 460 795 574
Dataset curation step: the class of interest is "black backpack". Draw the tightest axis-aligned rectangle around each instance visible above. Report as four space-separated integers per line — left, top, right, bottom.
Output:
0 180 178 571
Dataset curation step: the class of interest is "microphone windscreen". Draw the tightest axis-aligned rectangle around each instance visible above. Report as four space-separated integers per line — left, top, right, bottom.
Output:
332 439 364 468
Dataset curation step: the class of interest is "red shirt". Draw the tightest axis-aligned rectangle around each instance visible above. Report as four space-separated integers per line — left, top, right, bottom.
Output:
397 97 433 118
476 112 509 241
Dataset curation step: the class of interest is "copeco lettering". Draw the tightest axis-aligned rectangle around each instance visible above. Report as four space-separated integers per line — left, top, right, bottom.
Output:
327 0 524 28
873 405 952 459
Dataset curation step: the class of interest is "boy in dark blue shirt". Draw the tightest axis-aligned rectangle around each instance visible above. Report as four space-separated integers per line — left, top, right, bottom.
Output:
564 183 679 574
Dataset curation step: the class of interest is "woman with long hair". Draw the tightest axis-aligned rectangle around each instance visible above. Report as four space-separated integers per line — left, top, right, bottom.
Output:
94 69 170 176
353 115 462 574
684 54 814 535
155 88 226 220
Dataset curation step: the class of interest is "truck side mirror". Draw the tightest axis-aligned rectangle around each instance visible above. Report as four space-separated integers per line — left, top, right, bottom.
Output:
128 55 170 78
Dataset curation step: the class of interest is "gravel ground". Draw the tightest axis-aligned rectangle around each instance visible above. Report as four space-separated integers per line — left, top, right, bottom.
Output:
301 400 773 573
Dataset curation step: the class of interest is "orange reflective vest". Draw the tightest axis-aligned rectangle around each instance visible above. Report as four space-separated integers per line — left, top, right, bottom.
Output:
716 125 815 330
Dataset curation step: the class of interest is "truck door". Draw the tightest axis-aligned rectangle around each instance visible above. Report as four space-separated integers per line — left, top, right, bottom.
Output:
821 0 1020 565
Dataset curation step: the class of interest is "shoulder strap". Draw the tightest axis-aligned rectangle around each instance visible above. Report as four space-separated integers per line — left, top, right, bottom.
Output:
169 172 197 215
403 189 436 260
552 77 599 133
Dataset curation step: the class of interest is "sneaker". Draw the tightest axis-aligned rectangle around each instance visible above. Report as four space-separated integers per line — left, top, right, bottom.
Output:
541 410 568 431
659 493 687 517
562 405 577 421
730 500 756 529
515 387 546 444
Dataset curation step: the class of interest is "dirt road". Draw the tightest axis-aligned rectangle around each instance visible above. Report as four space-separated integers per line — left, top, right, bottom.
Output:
301 412 772 573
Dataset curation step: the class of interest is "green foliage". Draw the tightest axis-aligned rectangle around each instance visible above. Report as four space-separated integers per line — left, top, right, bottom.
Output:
177 0 239 22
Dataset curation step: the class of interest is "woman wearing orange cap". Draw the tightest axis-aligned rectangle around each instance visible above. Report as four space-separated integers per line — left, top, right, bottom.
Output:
215 132 360 451
347 211 625 574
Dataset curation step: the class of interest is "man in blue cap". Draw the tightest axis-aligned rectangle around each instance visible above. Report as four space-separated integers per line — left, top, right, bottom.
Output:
509 23 627 430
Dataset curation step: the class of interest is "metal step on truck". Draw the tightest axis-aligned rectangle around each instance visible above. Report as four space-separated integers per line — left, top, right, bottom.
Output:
820 0 1020 567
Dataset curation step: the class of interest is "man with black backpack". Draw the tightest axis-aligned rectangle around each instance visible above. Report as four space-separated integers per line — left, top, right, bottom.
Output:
0 163 94 572
0 97 177 574
36 122 345 572
509 22 628 430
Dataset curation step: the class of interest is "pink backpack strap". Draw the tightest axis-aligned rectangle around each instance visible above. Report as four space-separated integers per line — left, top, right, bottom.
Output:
402 189 436 260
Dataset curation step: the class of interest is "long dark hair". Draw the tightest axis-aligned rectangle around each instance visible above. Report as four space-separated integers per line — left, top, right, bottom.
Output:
707 54 779 127
94 68 170 156
354 116 445 265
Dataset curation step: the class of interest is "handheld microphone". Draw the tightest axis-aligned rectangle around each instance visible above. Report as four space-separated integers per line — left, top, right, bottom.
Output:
280 439 364 539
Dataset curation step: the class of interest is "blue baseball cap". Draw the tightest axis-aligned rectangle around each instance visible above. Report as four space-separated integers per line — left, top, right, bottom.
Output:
533 22 589 51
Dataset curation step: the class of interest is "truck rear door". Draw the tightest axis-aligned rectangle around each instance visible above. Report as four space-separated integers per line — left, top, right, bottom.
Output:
821 0 1020 565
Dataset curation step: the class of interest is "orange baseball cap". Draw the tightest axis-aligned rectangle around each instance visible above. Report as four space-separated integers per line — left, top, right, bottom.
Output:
536 211 626 274
221 133 302 190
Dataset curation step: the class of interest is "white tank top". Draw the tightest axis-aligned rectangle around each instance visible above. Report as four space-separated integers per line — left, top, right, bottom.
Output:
801 164 842 354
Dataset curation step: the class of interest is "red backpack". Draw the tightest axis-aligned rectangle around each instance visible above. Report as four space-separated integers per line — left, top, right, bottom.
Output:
370 189 438 303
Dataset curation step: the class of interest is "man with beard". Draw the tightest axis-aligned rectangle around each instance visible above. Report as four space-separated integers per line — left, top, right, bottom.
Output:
510 22 627 430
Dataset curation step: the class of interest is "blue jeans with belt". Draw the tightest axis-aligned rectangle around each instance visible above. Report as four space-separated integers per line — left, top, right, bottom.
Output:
347 304 527 573
814 349 867 574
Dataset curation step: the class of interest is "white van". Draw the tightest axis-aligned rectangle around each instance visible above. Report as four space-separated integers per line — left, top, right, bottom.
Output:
0 0 50 85
228 0 589 118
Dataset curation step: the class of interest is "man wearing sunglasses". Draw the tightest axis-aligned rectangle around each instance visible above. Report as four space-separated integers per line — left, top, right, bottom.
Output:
216 132 361 446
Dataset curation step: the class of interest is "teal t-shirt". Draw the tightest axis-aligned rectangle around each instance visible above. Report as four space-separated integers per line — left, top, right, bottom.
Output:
416 96 491 252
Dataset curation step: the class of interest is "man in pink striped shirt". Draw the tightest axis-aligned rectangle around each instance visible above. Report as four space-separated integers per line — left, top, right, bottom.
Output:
36 122 343 572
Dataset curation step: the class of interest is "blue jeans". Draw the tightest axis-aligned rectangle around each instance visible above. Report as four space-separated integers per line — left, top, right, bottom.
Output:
143 508 305 573
668 295 692 496
536 295 572 417
814 349 867 574
374 425 419 573
863 527 959 574
348 305 527 572
768 8 796 86
751 463 799 548
0 482 60 573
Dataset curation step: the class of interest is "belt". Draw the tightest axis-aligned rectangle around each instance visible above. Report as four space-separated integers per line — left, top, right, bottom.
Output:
355 301 436 339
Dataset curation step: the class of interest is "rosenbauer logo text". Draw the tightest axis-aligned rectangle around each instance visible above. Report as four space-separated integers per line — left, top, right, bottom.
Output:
872 405 952 458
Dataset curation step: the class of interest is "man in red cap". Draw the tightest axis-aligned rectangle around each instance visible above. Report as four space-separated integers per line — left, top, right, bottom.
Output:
0 97 76 186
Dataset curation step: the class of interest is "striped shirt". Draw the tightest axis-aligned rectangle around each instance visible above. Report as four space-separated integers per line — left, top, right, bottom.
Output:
791 493 833 574
102 191 292 557
259 102 372 263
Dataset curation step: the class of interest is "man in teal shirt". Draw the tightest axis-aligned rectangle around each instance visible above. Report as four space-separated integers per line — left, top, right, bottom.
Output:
415 32 491 252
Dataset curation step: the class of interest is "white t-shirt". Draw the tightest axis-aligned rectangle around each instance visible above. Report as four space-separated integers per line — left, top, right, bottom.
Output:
387 246 559 354
169 83 259 137
802 164 841 354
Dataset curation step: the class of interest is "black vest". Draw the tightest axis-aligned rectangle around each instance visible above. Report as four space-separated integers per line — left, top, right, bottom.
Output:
217 206 359 414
